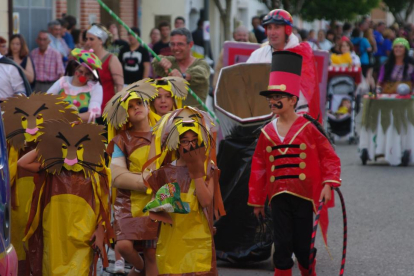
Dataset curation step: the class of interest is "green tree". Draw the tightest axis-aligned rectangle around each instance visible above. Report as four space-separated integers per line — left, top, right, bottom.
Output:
257 0 306 15
383 0 414 25
300 0 380 22
258 0 380 21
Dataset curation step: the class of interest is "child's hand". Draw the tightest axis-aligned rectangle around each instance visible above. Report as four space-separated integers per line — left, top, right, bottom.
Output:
253 207 265 219
179 144 206 179
319 184 332 204
90 224 105 254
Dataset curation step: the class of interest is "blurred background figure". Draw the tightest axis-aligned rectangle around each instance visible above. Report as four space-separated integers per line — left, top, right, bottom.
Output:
31 30 65 92
213 25 251 88
48 20 70 65
0 36 8 55
58 17 74 50
373 22 388 70
308 29 317 44
251 16 266 43
0 52 29 99
330 38 361 67
331 34 343 54
148 28 161 49
7 34 35 89
63 15 77 49
192 18 214 61
153 21 172 56
107 22 129 57
351 28 372 77
342 22 352 38
174 16 186 29
148 27 161 78
118 27 150 85
377 38 414 94
381 28 395 63
317 29 333 51
86 24 123 122
71 29 82 49
326 29 336 43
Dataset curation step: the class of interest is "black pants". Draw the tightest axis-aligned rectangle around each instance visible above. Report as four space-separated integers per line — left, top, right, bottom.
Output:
271 193 314 270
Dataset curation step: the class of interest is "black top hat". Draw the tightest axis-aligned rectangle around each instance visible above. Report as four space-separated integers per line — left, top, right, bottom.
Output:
259 51 303 97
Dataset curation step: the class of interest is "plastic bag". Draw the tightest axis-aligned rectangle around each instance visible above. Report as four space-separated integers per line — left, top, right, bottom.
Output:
143 182 190 214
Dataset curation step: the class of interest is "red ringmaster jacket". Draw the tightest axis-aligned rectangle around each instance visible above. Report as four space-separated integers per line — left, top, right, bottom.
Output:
248 115 341 243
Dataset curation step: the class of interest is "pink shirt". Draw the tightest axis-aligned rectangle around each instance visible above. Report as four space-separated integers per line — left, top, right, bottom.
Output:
30 46 65 82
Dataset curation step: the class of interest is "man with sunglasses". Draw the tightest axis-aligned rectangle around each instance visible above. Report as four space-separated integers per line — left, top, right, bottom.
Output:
247 9 321 123
152 28 210 110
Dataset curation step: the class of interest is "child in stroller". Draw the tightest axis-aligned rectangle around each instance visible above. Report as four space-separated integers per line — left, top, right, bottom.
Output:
327 75 359 144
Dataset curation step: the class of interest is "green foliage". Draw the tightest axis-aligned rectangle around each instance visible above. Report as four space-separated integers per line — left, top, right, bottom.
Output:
299 0 380 21
257 0 305 15
257 0 380 21
383 0 414 24
383 0 411 14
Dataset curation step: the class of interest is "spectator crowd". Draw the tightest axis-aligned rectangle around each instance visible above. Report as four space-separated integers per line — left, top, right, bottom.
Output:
1 13 414 108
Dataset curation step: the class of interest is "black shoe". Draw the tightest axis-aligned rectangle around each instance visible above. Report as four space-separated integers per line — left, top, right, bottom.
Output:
400 150 410 166
361 148 369 165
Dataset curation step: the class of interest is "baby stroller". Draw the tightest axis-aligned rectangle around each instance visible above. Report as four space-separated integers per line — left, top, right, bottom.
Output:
326 75 359 144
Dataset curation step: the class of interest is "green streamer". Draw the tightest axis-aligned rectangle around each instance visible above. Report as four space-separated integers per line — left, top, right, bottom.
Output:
96 0 219 124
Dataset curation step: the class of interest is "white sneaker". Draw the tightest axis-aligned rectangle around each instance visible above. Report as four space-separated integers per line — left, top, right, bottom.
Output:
114 257 125 273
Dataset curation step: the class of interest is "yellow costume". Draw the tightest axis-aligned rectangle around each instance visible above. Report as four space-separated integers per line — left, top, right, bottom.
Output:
104 79 160 243
330 52 353 67
23 121 112 276
1 93 79 275
148 107 225 275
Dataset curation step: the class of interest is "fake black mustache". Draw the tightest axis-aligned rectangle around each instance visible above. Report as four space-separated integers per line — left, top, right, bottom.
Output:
269 102 283 109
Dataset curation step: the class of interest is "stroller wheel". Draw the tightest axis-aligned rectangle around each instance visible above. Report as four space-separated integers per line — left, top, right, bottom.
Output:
361 148 369 165
348 137 355 145
400 150 410 166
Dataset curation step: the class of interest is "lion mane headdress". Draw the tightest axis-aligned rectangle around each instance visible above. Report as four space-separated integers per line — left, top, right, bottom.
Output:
149 106 225 219
103 78 158 141
1 93 80 151
152 106 217 169
150 77 189 126
36 120 106 177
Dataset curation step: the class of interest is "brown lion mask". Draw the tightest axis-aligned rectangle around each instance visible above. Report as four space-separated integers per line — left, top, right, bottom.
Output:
1 93 80 151
36 120 106 176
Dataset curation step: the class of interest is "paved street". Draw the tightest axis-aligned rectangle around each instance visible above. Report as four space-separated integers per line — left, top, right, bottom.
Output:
100 109 414 276
101 140 414 276
217 140 414 275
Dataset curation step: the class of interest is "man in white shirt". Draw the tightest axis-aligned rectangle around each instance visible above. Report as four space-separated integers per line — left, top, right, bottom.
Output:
0 54 28 100
48 20 70 64
317 30 333 51
246 9 321 122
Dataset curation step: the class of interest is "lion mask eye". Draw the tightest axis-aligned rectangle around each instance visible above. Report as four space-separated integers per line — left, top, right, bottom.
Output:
21 116 27 121
62 145 68 149
36 114 43 120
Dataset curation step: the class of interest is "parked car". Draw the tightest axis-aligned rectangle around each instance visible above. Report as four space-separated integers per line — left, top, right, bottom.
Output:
0 106 18 275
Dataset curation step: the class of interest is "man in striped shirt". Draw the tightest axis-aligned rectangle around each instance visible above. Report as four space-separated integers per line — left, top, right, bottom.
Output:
30 30 65 92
